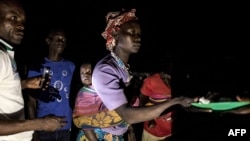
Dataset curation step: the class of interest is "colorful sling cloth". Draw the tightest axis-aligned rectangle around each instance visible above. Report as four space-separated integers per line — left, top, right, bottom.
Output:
73 86 128 129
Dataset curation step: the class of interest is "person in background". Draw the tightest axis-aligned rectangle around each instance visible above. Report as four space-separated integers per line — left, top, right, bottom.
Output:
27 28 75 141
223 89 250 115
73 61 148 141
73 62 149 141
73 61 127 141
139 59 173 141
90 8 196 140
0 0 66 140
73 61 97 141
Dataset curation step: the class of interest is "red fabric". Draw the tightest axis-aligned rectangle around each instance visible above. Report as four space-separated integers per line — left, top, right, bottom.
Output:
140 73 172 137
144 113 172 137
101 9 137 51
140 73 171 99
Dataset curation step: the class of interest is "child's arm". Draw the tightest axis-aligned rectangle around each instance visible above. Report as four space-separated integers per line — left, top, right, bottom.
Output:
83 129 98 141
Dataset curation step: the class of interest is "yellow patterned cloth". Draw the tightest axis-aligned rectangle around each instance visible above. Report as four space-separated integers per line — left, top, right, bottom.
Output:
73 86 128 129
73 110 127 128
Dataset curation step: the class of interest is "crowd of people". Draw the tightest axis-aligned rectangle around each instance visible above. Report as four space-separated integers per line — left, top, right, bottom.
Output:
1 0 250 141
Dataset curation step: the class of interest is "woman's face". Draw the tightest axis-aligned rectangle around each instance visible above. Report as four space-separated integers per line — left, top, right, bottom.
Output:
116 21 141 54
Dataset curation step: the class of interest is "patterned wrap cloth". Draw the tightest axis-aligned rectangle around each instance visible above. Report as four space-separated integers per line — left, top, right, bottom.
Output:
73 9 139 140
101 9 138 51
73 86 126 129
76 129 124 141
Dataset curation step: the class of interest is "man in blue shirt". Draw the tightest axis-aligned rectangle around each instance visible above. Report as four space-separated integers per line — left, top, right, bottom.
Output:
27 28 75 141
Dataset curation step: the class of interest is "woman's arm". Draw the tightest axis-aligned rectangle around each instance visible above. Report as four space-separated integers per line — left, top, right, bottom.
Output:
115 96 196 124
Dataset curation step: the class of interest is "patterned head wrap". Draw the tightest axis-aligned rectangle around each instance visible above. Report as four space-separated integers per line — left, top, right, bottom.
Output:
101 9 138 51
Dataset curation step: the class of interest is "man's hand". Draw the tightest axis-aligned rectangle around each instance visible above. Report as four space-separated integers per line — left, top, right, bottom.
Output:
236 95 250 102
21 76 50 90
38 115 67 132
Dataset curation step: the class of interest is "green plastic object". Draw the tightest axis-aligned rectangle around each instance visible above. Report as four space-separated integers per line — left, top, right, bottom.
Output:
191 102 250 111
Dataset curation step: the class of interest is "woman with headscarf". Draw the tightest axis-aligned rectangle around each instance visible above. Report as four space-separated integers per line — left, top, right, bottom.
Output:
73 8 196 141
93 8 198 139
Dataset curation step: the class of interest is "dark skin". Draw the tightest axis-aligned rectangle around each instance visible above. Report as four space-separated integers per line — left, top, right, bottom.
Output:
46 31 66 61
222 95 250 114
0 0 66 135
97 20 197 125
83 130 98 141
79 64 98 141
73 63 129 140
27 30 68 140
21 76 50 90
199 91 250 114
28 30 67 117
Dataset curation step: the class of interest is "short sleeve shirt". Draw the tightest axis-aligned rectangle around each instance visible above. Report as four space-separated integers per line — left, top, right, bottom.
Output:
92 54 128 111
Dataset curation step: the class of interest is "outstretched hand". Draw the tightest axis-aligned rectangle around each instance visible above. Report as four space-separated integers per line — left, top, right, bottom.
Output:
173 96 198 107
173 96 213 113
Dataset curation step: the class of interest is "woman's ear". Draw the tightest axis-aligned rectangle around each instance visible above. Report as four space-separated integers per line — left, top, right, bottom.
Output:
112 31 119 40
111 31 119 47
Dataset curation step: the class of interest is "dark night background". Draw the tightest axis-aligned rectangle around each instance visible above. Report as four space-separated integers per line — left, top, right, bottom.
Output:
14 0 250 140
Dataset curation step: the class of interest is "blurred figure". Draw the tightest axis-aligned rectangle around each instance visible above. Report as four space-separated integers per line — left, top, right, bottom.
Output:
140 71 172 141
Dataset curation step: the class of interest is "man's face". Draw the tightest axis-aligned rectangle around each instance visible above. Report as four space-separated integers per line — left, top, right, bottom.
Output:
47 32 66 54
0 3 25 45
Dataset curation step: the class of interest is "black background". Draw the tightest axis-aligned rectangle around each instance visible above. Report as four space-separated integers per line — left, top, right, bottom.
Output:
15 0 250 140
